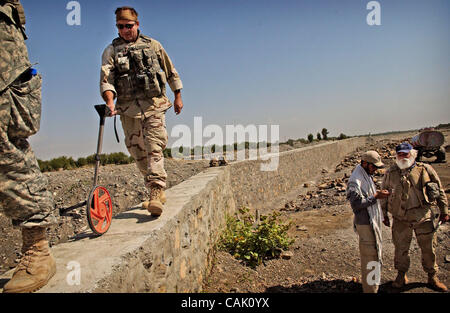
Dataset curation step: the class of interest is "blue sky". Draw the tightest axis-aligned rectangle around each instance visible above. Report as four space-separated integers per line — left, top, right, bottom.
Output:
20 0 450 160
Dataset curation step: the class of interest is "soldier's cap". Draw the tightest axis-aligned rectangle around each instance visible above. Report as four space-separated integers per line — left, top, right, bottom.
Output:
361 150 384 168
115 6 138 22
396 142 413 154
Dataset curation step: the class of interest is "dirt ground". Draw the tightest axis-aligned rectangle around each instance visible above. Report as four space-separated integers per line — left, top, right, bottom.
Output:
0 139 310 275
1 129 449 294
203 129 450 293
0 158 210 275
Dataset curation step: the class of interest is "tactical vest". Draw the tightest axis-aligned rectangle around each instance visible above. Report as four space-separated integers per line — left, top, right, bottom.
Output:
112 34 167 102
387 162 433 218
0 1 30 93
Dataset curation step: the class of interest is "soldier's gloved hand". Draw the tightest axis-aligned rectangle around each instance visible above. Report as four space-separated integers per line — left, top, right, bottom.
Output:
439 214 449 224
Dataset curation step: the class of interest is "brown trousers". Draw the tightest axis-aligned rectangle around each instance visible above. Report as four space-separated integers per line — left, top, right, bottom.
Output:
392 218 438 275
356 224 380 293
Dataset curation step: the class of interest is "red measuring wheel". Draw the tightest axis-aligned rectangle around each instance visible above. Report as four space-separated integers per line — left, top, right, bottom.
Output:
86 185 113 235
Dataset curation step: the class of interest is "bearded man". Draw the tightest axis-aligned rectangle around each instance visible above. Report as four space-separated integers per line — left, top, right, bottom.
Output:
380 143 448 291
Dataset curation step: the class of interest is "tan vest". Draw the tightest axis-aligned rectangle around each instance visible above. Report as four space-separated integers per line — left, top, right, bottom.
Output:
386 162 433 221
112 34 167 103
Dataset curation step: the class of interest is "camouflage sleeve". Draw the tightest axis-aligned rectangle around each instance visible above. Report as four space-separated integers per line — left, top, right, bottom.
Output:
156 42 183 92
380 170 390 216
424 164 448 215
100 44 116 97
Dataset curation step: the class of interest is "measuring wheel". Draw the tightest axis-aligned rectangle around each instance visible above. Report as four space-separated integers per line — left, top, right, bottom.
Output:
86 185 113 235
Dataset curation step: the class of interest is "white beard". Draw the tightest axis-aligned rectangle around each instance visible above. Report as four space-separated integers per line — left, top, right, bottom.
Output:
396 150 417 170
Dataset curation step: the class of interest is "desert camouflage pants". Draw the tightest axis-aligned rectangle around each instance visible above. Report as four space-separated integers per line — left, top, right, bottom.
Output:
392 218 438 275
120 110 168 189
0 74 56 228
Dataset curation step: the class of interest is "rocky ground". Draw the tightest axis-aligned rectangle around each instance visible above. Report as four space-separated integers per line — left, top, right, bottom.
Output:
0 158 210 275
1 129 449 294
204 130 450 293
0 138 313 275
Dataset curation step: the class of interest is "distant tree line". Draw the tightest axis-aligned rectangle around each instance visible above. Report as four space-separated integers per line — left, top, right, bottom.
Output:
38 152 134 172
165 142 274 158
288 128 349 146
40 129 351 172
435 123 450 129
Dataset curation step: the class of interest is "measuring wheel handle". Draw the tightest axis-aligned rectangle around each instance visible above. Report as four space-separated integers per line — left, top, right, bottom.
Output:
86 185 113 235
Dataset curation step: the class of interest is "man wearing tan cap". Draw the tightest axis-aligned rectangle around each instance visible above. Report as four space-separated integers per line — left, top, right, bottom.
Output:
346 151 389 293
100 7 184 216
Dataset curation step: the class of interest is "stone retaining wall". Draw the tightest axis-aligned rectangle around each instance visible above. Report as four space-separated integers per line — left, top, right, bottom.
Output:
0 137 369 293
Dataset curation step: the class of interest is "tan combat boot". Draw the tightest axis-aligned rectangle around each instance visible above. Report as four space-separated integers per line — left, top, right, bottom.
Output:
146 185 164 216
142 189 166 211
392 271 408 288
428 273 448 292
3 226 56 293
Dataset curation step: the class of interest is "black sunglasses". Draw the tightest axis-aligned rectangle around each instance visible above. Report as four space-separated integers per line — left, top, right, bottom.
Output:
116 23 135 30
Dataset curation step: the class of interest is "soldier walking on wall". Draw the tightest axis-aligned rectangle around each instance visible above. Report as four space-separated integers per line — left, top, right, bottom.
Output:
100 6 184 217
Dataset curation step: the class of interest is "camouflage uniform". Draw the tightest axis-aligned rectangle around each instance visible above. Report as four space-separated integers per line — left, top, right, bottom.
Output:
0 0 56 228
100 33 182 189
380 162 448 275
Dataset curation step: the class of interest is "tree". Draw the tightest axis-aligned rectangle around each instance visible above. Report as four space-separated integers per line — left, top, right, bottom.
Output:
338 133 348 140
317 133 322 140
321 128 329 140
307 134 314 143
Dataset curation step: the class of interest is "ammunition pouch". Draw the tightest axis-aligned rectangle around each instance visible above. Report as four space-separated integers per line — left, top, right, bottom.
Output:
115 74 133 101
425 182 440 202
113 41 165 101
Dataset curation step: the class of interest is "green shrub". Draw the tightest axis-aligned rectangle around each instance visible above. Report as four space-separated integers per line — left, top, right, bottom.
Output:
163 148 172 158
218 207 294 268
298 138 309 144
76 157 87 167
307 134 314 143
338 133 348 140
107 152 131 164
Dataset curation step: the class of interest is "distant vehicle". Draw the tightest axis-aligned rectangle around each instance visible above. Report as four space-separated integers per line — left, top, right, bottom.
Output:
411 129 446 163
